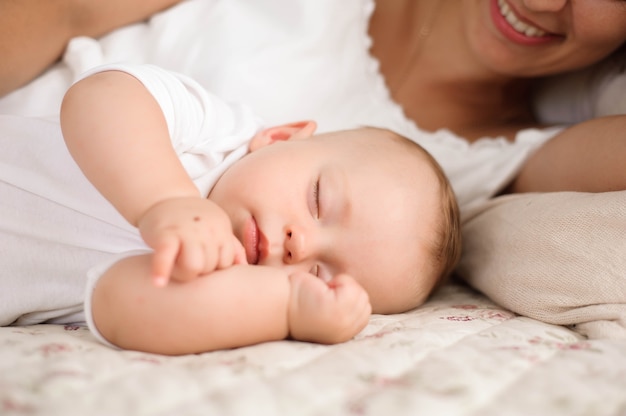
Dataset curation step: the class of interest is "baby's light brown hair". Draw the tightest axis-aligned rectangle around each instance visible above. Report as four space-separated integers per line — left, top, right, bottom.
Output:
366 127 462 310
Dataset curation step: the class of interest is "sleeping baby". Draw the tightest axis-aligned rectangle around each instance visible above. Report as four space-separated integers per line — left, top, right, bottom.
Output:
0 64 461 355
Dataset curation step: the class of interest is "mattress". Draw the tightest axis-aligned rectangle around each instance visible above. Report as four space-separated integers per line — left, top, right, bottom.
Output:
2 282 625 416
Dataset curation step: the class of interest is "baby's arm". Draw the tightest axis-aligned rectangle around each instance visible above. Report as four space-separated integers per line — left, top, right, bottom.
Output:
92 254 371 355
61 70 244 283
61 70 199 226
92 255 291 355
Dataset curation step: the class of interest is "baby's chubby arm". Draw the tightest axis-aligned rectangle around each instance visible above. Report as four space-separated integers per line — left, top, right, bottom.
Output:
93 257 292 354
61 70 245 284
93 255 371 354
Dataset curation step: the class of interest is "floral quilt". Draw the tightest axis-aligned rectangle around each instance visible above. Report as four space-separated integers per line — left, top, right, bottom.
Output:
2 282 625 416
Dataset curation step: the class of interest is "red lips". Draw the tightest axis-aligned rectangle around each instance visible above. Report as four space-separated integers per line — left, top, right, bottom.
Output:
490 0 558 46
244 216 260 265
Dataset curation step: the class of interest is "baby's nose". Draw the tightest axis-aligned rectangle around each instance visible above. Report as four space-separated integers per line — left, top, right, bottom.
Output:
283 224 317 264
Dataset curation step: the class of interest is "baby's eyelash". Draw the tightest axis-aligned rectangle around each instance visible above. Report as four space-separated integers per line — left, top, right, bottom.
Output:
313 179 320 218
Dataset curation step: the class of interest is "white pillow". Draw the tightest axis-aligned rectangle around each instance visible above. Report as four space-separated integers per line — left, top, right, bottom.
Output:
457 191 626 339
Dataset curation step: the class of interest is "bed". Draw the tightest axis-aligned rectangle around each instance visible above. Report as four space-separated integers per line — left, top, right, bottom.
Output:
1 1 625 415
2 282 625 415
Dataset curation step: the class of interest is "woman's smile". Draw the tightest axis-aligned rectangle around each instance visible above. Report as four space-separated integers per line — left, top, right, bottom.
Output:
492 0 559 45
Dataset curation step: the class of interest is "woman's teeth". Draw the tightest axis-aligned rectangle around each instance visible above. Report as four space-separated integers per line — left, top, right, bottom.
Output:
497 0 547 37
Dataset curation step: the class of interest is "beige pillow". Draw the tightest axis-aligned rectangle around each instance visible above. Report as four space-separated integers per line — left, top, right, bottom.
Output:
457 191 626 339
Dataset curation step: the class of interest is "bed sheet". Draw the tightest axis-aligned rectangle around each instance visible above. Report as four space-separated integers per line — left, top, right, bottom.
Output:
2 282 625 416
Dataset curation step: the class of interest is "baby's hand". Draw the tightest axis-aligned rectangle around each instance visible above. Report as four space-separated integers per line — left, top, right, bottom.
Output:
287 272 371 344
137 197 246 286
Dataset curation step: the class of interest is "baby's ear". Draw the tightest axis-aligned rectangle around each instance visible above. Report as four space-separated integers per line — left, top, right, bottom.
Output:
248 121 317 152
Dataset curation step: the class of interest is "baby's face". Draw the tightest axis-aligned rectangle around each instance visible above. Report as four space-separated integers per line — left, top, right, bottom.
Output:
209 129 441 313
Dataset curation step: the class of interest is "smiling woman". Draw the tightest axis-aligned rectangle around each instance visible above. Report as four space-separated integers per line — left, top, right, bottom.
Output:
1 0 625 207
368 0 626 198
369 0 626 139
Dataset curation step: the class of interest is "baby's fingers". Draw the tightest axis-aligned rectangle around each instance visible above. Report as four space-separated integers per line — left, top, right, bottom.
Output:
216 235 248 269
328 274 367 297
233 235 247 265
150 237 181 287
174 243 215 280
328 274 371 313
329 274 371 337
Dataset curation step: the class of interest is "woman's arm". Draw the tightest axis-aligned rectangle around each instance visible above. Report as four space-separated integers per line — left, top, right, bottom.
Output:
510 115 626 193
0 0 183 97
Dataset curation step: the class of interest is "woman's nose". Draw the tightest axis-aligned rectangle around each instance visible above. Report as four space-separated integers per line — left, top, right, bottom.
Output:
521 0 567 13
283 224 317 264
